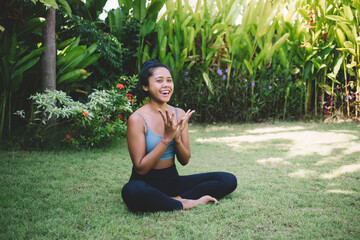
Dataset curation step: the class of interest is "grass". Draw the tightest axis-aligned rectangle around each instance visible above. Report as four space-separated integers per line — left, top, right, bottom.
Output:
1 121 360 239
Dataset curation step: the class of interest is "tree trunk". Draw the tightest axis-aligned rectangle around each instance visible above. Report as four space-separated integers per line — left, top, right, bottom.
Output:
41 7 56 92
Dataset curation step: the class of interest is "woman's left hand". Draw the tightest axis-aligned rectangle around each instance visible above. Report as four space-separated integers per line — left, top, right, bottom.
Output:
174 109 195 143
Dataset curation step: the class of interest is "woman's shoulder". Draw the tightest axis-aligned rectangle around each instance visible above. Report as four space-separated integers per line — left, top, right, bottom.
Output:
129 106 147 123
172 106 185 118
172 105 184 112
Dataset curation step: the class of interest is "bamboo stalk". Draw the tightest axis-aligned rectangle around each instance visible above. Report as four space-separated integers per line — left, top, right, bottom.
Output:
344 60 350 118
305 78 313 116
356 45 360 118
8 92 12 136
357 75 359 118
331 81 335 116
321 68 327 120
314 77 318 117
0 90 8 138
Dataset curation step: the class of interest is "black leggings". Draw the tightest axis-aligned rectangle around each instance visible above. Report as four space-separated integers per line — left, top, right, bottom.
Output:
121 164 237 212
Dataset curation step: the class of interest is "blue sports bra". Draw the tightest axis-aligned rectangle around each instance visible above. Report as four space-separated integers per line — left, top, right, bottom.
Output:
136 109 178 160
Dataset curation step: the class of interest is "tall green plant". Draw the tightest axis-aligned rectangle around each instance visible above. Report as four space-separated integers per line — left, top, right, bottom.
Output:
326 0 360 118
233 0 290 118
141 0 243 93
296 0 339 117
0 1 47 138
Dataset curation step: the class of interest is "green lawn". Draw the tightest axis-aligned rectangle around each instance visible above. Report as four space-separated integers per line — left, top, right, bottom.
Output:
1 122 360 239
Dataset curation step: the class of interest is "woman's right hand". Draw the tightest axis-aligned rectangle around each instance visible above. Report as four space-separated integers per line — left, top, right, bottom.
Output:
158 109 179 140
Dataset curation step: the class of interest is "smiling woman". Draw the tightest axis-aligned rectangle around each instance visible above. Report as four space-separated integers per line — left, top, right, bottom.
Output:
121 59 237 212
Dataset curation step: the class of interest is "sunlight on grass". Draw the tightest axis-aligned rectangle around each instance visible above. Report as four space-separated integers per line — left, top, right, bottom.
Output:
196 127 360 158
196 123 360 182
288 169 317 178
320 162 360 179
257 157 292 165
314 156 339 166
326 189 356 195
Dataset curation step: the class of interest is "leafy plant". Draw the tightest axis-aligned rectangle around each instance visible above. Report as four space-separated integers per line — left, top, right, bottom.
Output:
0 1 47 138
56 35 101 92
15 75 138 148
68 0 107 21
326 0 360 118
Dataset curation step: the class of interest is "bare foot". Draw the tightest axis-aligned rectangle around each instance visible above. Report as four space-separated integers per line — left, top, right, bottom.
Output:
198 195 219 205
172 195 219 210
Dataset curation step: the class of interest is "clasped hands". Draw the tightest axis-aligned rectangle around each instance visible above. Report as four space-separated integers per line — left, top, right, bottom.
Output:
158 109 195 143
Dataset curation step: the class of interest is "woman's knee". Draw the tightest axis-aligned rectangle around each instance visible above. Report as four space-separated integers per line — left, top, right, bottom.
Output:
121 180 145 210
220 172 237 193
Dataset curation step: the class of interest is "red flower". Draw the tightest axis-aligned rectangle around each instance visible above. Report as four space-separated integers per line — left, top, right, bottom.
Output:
66 134 71 140
110 131 115 135
116 84 125 90
118 114 123 120
126 94 134 103
83 112 88 117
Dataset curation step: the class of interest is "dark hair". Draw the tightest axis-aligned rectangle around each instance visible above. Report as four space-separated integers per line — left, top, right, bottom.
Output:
139 59 173 89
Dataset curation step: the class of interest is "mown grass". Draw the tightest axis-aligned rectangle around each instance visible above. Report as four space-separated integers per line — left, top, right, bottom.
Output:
1 121 360 239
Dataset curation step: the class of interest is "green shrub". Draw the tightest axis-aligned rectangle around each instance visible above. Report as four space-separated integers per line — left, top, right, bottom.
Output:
15 76 137 149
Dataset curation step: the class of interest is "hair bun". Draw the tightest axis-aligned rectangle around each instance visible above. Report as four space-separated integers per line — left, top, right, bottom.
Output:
142 59 159 69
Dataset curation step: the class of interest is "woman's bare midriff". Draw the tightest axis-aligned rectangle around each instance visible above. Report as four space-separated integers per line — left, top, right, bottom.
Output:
153 158 175 169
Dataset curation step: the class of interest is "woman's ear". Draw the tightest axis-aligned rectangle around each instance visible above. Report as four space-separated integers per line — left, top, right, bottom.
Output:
142 85 149 92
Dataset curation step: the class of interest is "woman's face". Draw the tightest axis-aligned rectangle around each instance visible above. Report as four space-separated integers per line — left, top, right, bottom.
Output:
143 67 174 103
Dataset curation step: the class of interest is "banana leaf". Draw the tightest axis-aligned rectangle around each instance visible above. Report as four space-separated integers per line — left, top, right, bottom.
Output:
12 57 40 79
202 72 214 94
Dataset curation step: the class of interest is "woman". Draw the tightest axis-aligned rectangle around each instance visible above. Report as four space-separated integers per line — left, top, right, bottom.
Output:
122 59 237 212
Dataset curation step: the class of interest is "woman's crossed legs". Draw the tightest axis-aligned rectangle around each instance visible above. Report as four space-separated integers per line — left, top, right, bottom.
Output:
122 171 237 212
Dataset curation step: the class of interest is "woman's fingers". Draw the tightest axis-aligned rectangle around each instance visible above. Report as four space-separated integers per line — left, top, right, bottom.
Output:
183 110 195 123
177 109 195 133
158 109 166 123
165 109 171 125
187 110 195 120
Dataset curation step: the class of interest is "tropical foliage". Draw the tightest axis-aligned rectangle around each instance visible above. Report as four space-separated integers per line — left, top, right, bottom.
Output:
15 75 137 148
139 0 359 122
0 0 46 138
1 0 359 143
56 35 101 92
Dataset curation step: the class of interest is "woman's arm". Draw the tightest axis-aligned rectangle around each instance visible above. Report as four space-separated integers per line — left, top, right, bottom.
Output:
127 113 168 175
174 109 195 165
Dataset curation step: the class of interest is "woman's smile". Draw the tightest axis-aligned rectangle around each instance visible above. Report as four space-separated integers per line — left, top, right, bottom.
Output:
160 89 171 97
